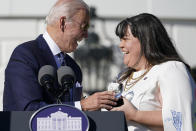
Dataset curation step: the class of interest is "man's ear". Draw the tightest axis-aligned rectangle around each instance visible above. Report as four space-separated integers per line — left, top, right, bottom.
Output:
60 16 66 32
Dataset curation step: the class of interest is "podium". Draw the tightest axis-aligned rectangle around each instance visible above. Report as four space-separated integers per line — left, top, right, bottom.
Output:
0 111 128 131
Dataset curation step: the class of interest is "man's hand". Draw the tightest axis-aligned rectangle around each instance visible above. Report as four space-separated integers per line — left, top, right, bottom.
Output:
81 91 118 111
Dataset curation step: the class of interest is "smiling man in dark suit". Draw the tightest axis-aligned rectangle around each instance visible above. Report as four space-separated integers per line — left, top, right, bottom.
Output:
3 0 117 111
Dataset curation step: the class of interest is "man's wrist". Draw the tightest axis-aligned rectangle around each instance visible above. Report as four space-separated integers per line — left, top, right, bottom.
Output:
80 98 88 111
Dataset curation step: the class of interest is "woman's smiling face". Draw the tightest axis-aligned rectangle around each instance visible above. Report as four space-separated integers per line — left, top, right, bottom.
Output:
119 27 147 70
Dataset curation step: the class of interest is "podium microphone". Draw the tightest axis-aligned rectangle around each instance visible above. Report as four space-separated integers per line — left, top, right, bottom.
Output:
57 66 76 102
38 65 56 93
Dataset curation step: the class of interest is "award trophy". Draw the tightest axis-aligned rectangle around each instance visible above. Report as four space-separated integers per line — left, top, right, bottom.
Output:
107 82 124 107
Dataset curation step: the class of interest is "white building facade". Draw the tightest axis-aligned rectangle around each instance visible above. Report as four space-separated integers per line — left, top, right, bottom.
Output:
37 110 82 131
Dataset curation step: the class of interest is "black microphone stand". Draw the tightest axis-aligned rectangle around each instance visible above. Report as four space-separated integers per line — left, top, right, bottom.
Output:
56 81 74 104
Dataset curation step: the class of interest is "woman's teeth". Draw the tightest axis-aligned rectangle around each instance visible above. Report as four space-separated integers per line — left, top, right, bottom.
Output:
122 51 129 54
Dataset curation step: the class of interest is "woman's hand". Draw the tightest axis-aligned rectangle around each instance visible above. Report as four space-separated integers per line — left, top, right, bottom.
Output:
111 97 163 127
111 97 138 121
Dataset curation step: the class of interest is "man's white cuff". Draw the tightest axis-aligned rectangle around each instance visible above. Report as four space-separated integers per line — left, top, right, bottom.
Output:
74 101 82 110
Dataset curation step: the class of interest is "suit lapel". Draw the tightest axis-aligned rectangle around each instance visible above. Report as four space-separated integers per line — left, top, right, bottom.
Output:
36 35 58 69
34 35 60 94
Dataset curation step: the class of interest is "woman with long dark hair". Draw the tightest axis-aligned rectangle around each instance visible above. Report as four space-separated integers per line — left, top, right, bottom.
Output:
111 13 196 131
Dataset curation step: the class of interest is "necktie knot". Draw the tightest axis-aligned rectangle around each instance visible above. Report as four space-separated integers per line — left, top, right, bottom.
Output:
57 52 66 66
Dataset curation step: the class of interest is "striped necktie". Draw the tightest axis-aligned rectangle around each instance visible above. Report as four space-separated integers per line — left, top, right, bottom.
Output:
56 52 72 102
57 52 66 66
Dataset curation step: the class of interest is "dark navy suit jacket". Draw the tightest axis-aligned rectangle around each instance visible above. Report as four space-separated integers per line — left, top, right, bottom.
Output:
3 35 83 111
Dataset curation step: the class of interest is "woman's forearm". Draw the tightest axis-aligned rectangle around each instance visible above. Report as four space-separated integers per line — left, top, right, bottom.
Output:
130 110 163 127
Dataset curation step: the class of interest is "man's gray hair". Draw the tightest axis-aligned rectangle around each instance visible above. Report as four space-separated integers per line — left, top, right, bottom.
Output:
46 0 89 25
